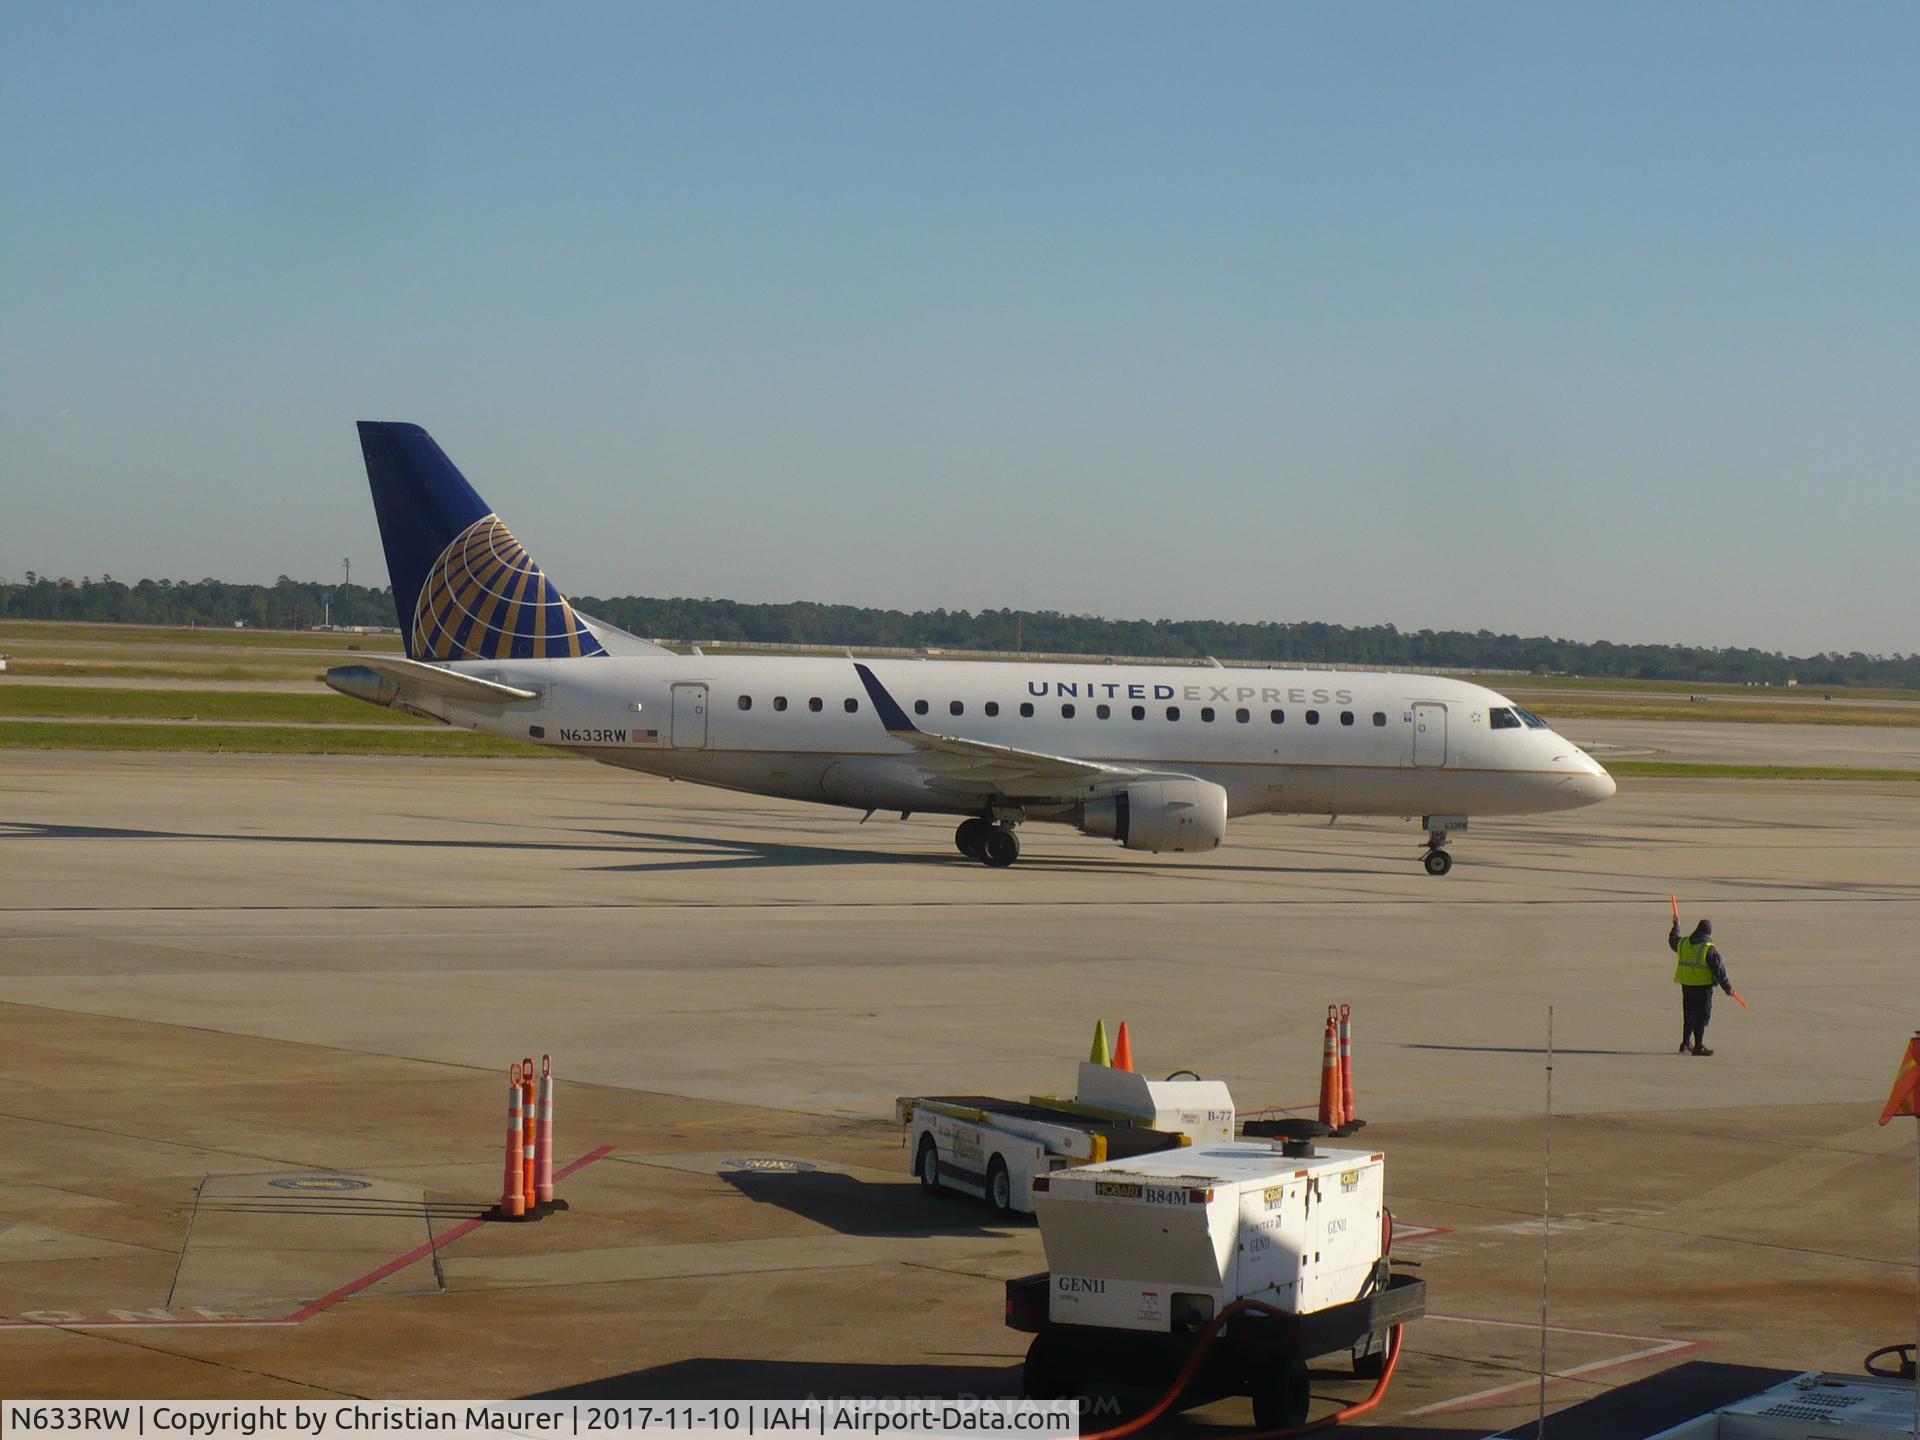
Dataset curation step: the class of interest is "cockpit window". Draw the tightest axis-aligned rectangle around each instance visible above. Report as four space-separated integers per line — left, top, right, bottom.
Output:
1515 707 1549 729
1489 707 1522 730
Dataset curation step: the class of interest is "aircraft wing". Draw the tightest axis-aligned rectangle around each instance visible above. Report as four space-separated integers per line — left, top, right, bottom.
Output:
853 663 1161 802
325 656 539 707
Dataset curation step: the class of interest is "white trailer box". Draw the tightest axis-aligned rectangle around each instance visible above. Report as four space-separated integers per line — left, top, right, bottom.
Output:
1033 1141 1385 1334
1067 1062 1235 1145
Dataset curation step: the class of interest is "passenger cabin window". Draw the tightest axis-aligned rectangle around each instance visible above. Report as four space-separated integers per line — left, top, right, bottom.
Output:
773 696 788 712
1199 707 1215 722
1166 706 1181 721
1270 709 1285 724
1489 707 1522 730
1306 710 1320 725
844 698 858 713
1340 710 1354 726
985 701 999 717
737 695 752 710
808 697 823 712
950 701 964 716
1372 711 1386 726
1096 703 1111 719
1061 702 1076 718
1131 705 1146 720
914 699 929 716
1236 708 1250 723
1020 702 1034 718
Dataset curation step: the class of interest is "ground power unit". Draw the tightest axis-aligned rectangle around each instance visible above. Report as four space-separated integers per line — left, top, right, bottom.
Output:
1006 1138 1425 1427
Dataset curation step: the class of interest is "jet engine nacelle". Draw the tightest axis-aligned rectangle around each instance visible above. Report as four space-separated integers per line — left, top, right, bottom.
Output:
1076 778 1228 853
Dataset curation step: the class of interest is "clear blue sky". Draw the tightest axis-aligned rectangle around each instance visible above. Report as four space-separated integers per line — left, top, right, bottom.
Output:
4 3 1915 655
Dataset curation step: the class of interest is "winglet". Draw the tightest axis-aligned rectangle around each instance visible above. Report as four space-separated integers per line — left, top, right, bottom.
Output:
854 663 919 735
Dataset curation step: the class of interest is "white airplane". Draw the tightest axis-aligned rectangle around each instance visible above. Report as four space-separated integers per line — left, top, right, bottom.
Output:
327 423 1615 873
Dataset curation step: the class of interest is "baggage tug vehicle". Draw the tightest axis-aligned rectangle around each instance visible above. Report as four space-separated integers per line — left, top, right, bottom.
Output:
898 1049 1234 1217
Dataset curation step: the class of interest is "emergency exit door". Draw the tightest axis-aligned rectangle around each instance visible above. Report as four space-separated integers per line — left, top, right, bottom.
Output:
671 683 709 748
1412 702 1447 767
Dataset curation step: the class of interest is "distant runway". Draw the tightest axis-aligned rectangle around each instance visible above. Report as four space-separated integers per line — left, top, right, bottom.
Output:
1571 716 1920 769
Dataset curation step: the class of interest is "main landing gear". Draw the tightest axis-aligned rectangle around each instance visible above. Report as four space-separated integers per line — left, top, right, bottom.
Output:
955 817 1021 868
1421 815 1467 877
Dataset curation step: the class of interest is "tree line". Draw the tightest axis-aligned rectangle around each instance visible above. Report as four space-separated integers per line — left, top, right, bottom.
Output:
1 572 1913 688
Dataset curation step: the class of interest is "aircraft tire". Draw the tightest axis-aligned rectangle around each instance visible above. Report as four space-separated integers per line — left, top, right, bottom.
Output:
982 826 1021 868
956 817 992 859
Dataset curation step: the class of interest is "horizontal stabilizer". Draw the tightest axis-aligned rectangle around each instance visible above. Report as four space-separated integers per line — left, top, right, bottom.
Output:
325 657 539 709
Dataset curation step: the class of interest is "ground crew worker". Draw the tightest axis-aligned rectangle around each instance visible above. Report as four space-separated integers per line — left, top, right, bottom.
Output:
1669 917 1732 1055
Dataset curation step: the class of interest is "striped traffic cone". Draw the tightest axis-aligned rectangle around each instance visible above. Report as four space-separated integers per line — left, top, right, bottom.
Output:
501 1066 526 1220
1317 1017 1345 1132
1338 1004 1356 1124
521 1057 537 1213
535 1054 555 1206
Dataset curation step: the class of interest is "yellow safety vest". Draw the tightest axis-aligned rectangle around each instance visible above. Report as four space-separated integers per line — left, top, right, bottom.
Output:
1673 937 1715 986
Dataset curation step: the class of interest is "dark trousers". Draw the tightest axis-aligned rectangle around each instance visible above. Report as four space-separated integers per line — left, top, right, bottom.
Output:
1680 985 1715 1050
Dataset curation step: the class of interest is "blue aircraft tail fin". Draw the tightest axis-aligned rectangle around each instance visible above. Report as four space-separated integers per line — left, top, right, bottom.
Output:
357 422 605 662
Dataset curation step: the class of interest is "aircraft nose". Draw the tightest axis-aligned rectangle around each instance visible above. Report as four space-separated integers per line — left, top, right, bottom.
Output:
1558 751 1615 806
1579 766 1618 804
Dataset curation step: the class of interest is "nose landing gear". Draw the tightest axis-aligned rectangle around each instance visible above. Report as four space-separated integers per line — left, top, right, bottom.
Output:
1420 815 1467 876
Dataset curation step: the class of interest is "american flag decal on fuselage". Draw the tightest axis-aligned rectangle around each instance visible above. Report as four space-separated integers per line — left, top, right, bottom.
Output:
412 514 606 661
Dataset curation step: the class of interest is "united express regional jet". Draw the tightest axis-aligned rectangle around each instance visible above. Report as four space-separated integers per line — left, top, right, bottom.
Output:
327 423 1615 873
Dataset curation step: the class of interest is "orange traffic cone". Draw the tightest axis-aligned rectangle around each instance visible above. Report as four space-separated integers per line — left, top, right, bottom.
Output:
501 1065 526 1220
534 1054 555 1206
1317 1018 1345 1132
1112 1022 1134 1073
521 1057 537 1212
1338 1004 1356 1123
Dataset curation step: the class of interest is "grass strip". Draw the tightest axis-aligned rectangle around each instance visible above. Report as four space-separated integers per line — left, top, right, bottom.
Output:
1607 761 1920 782
1521 702 1920 727
0 622 403 653
0 684 436 725
0 721 555 758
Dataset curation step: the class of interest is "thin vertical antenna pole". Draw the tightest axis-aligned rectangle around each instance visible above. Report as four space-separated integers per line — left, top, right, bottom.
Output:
1539 1004 1554 1439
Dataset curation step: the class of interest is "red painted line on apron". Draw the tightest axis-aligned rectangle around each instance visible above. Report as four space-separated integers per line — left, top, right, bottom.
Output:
1 1146 616 1332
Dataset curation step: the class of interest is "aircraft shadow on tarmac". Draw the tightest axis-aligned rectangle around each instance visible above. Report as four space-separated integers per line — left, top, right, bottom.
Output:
571 827 1379 879
1 819 1378 879
1398 1043 1669 1057
715 1167 1024 1240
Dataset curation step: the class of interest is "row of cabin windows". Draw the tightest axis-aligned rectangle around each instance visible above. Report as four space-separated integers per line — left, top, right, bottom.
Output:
736 693 1390 728
737 696 858 713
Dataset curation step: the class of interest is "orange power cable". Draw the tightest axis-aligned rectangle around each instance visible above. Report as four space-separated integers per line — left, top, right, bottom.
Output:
1080 1312 1405 1440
